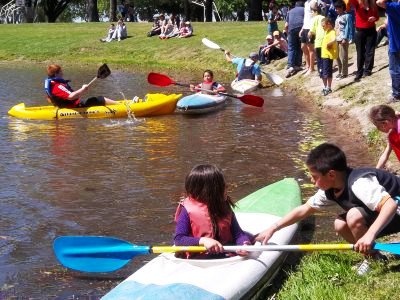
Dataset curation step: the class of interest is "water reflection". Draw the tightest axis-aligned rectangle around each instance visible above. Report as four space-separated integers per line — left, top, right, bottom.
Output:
0 63 375 298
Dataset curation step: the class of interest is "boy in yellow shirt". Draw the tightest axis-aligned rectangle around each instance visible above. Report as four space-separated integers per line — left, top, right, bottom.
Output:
321 18 338 96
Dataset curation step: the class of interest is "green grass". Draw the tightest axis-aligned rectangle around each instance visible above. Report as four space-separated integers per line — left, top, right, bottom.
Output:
0 22 275 79
276 251 400 300
2 21 399 300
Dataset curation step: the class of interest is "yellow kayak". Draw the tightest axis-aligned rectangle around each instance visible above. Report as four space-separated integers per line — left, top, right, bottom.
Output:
8 93 182 120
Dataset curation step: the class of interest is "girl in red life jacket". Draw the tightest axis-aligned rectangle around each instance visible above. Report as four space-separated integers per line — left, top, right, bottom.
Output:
174 164 253 259
45 64 119 108
189 70 226 95
369 105 400 169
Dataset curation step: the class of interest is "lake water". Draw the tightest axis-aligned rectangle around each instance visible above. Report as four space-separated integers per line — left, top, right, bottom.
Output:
0 63 375 298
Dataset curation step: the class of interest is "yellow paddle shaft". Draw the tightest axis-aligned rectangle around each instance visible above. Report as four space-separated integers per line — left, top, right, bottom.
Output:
150 244 354 254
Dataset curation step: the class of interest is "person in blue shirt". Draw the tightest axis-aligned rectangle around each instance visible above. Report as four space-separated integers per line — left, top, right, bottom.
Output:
377 0 400 103
224 51 262 83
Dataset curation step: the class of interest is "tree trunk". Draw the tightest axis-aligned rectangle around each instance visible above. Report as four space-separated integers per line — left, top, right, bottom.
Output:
87 0 99 22
205 0 213 22
42 0 71 23
183 0 190 21
109 0 117 21
237 9 245 21
248 0 263 21
24 0 35 23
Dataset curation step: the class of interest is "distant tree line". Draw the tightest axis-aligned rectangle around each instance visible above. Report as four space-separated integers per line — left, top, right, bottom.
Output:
0 0 294 23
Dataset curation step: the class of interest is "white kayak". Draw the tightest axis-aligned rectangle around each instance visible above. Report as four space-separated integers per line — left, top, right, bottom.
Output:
102 178 301 300
231 79 260 94
176 93 228 114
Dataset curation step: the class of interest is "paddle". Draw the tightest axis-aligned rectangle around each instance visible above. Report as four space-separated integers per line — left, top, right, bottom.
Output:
87 63 111 87
201 38 284 86
53 236 400 273
147 72 264 107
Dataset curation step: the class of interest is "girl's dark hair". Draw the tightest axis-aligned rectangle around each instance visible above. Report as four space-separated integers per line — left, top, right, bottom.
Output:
203 69 214 78
306 143 348 174
185 164 234 220
369 105 396 123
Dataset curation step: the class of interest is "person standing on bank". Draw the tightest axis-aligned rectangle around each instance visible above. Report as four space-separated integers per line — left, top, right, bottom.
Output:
284 1 305 78
376 0 400 103
256 143 400 276
349 0 379 82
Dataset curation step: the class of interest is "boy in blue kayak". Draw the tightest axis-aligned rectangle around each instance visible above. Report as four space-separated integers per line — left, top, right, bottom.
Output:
224 51 262 83
256 143 400 275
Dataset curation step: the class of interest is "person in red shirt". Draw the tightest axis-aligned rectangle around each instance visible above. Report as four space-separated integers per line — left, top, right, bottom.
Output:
369 104 400 169
349 0 379 82
45 64 119 108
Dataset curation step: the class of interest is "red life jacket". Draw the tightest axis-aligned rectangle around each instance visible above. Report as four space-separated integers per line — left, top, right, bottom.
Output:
197 81 216 95
389 119 400 161
44 78 80 108
175 197 233 244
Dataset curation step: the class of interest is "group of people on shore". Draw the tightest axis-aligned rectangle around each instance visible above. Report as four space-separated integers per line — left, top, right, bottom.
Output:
100 18 128 42
270 0 399 102
147 14 193 39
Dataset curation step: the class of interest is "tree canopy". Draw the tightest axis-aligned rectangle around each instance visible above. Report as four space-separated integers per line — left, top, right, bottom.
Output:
0 0 295 23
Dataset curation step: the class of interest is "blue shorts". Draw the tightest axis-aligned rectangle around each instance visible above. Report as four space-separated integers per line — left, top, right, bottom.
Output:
321 58 333 79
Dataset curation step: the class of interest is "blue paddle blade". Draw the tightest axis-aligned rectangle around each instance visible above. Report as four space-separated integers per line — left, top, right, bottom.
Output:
53 236 151 272
374 242 400 255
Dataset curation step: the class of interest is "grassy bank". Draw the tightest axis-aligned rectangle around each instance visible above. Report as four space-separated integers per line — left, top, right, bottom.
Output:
0 22 269 78
1 22 399 299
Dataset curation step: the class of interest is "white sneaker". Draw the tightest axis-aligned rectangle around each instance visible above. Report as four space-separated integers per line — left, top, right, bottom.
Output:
285 67 294 78
353 259 370 276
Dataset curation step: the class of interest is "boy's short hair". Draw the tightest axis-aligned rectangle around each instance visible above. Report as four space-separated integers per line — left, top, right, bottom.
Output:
369 105 396 123
306 143 348 174
334 0 346 9
47 64 62 77
321 17 333 26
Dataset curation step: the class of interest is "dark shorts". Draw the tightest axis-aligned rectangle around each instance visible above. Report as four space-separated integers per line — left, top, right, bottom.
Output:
321 58 333 79
300 29 315 44
339 207 400 237
78 96 106 107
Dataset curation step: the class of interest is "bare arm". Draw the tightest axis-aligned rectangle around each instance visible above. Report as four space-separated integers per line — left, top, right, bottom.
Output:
376 143 392 169
224 50 233 63
355 198 397 253
255 203 317 244
67 84 88 100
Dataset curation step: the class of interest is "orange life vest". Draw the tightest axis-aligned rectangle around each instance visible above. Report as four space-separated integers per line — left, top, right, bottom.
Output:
175 197 233 244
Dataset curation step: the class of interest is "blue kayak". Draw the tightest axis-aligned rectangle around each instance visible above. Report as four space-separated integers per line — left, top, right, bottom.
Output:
176 93 228 114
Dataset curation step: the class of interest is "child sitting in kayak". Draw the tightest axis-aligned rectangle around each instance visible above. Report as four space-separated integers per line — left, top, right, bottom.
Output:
174 164 253 259
189 70 226 95
45 64 119 108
